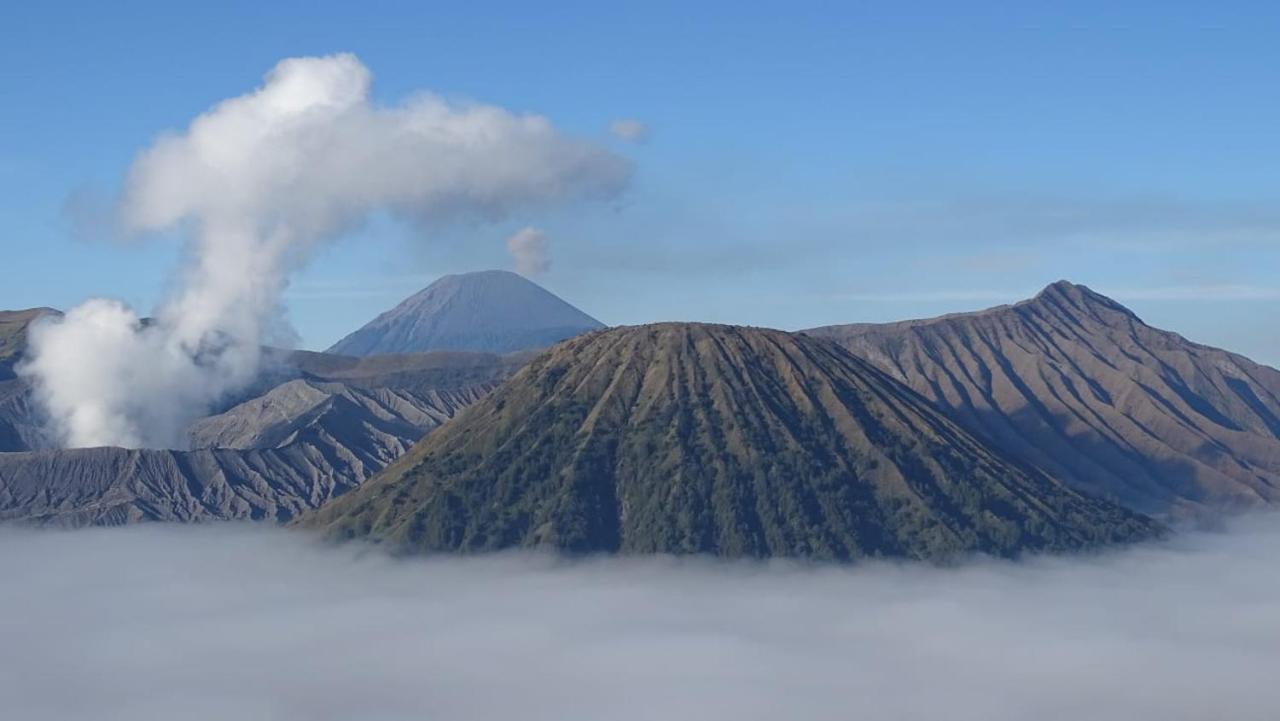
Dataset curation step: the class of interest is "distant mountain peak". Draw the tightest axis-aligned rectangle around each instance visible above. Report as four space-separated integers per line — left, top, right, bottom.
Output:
1024 280 1141 325
327 270 604 356
804 283 1280 517
1034 279 1089 302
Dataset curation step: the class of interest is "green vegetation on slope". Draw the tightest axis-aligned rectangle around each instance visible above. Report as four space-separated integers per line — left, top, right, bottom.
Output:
303 323 1159 560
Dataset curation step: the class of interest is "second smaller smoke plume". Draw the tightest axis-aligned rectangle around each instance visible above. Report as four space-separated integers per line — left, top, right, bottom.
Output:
506 227 551 277
21 53 630 449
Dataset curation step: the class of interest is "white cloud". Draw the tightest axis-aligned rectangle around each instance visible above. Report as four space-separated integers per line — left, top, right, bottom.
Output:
506 226 551 277
609 118 650 143
21 53 631 448
3 517 1280 720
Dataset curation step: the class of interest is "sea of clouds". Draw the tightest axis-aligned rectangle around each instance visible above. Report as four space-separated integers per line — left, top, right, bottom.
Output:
3 517 1277 721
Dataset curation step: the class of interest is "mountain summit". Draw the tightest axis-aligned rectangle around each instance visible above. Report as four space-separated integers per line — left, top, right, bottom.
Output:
805 281 1280 517
303 323 1157 560
327 270 604 356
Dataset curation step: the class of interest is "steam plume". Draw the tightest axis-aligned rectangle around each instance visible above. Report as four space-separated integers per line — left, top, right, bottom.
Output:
21 53 630 448
506 226 551 277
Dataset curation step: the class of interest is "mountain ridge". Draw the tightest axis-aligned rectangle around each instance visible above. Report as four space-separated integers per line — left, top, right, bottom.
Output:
0 346 526 525
805 281 1280 517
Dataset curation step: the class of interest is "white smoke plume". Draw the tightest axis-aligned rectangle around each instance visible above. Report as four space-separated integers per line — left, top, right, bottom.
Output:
3 517 1280 720
20 53 630 449
506 226 551 277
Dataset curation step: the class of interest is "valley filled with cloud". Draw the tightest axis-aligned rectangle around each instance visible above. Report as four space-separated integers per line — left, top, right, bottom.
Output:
4 517 1277 721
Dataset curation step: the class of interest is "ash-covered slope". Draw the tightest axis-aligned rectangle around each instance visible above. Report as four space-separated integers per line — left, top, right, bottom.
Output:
0 349 524 527
327 270 604 356
286 348 533 395
303 324 1157 560
187 379 489 453
1 341 527 455
0 445 357 526
0 381 46 453
0 309 59 452
805 281 1280 517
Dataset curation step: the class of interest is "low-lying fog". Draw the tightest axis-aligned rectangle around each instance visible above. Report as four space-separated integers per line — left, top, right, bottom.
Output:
3 518 1278 721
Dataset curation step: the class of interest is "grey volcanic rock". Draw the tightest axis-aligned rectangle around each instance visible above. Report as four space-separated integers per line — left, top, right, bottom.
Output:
0 339 526 525
805 281 1280 517
187 379 490 453
0 310 60 452
0 308 58 381
0 380 49 453
0 445 375 526
0 343 527 454
285 348 533 395
0 380 494 527
327 270 604 356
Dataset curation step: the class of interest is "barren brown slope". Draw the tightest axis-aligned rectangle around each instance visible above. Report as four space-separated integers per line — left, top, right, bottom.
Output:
302 323 1157 560
0 340 524 525
0 382 494 527
806 281 1280 517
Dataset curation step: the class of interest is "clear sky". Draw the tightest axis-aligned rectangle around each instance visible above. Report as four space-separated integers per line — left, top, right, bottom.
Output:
3 1 1278 363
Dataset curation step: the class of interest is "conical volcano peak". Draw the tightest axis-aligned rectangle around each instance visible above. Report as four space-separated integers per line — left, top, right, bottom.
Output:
303 321 1158 559
327 270 604 356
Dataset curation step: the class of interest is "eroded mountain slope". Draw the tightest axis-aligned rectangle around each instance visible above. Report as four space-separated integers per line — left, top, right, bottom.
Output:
806 281 1280 516
304 323 1158 560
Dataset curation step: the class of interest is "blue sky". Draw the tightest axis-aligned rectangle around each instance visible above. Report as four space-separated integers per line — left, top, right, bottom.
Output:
3 1 1279 362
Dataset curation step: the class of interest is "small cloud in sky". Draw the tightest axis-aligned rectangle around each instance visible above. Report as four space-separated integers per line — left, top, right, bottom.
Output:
506 226 551 277
609 118 650 144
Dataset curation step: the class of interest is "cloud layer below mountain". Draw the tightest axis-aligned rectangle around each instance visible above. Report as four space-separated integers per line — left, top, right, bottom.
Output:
3 517 1278 721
